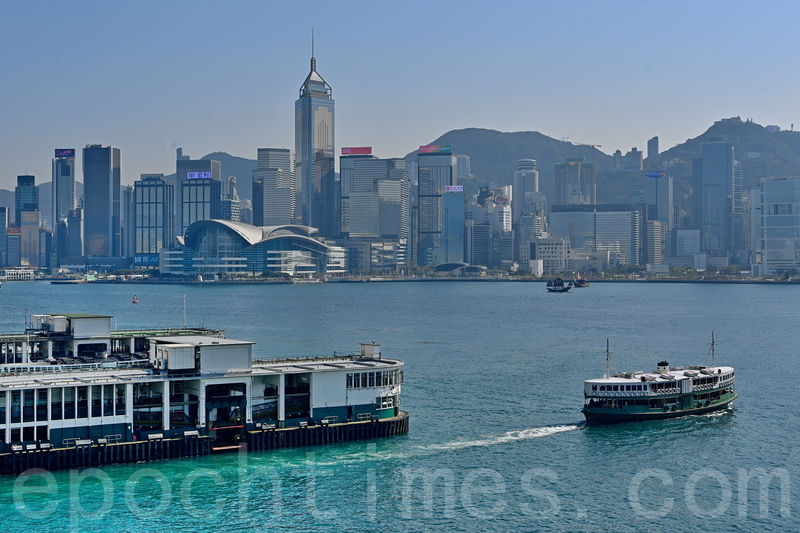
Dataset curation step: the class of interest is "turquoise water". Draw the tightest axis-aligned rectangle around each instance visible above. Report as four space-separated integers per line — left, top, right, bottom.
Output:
0 280 796 532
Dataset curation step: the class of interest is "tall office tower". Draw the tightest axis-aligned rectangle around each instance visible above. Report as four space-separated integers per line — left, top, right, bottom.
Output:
20 211 41 267
295 51 334 228
121 185 135 258
6 228 21 267
0 207 7 266
176 150 222 235
339 149 408 241
252 148 295 226
644 171 674 232
624 147 644 171
758 177 800 273
239 200 253 225
83 145 121 256
550 204 643 266
417 146 462 265
67 209 84 258
693 141 742 258
554 157 596 205
14 175 38 227
317 152 339 237
647 136 659 162
133 175 174 265
456 154 471 180
613 150 623 170
512 159 539 221
340 147 376 235
220 176 240 222
646 220 664 264
52 149 76 237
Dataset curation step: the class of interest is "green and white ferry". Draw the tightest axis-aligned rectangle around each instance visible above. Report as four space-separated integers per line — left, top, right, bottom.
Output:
582 338 736 423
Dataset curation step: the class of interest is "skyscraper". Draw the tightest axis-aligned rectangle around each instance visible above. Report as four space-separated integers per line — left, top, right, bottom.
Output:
14 175 38 227
52 149 76 234
295 50 334 228
133 175 174 264
644 171 674 232
693 141 742 258
176 150 222 235
83 145 121 256
512 159 539 221
647 136 659 162
416 146 462 265
252 148 295 226
554 157 596 205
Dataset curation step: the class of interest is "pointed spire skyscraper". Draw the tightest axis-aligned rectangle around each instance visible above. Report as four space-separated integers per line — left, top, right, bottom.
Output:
295 36 335 230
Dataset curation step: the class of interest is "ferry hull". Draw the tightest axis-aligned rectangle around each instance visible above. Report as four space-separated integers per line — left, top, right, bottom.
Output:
582 393 736 424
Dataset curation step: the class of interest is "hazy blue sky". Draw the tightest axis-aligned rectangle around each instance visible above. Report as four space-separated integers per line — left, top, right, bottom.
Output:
1 1 797 189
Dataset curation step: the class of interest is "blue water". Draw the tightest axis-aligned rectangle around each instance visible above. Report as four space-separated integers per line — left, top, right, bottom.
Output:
0 280 796 532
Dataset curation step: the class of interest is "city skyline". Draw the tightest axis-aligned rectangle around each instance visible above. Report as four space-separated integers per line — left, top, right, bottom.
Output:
2 1 798 190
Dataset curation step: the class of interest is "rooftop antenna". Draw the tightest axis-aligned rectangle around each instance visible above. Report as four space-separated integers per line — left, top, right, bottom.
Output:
604 339 612 379
311 28 316 71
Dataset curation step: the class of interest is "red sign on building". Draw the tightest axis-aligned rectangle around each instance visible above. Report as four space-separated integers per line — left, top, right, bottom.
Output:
341 147 372 155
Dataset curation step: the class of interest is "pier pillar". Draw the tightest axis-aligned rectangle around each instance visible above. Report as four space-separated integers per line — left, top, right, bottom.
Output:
245 379 252 425
277 375 285 426
47 341 54 362
162 383 170 432
198 380 207 432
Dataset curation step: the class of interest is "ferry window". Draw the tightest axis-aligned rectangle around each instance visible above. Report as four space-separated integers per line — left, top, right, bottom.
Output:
613 386 619 392
10 428 20 443
346 374 353 388
0 391 5 424
10 391 20 423
368 372 375 387
625 385 630 391
51 388 62 421
599 385 605 391
362 373 368 387
592 385 597 391
353 373 360 388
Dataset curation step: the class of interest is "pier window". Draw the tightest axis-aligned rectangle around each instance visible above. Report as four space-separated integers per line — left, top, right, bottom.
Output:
103 385 113 416
36 389 47 421
91 386 102 417
10 391 21 423
115 384 126 415
64 387 75 419
51 389 62 420
77 386 88 418
23 390 34 422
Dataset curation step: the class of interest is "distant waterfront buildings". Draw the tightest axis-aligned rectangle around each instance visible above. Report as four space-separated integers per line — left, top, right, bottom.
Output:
647 136 659 162
83 145 121 257
295 52 334 229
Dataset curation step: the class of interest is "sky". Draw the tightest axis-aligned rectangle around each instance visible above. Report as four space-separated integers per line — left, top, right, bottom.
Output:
1 0 798 190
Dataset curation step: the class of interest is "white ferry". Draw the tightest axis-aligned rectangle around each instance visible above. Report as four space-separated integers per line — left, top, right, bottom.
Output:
582 339 736 423
0 313 408 474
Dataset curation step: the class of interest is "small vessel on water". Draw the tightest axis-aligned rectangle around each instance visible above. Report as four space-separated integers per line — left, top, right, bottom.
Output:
546 277 571 293
572 273 590 288
582 336 736 423
132 295 139 304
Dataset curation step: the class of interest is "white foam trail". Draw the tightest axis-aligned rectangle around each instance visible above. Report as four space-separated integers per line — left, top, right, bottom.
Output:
421 424 579 451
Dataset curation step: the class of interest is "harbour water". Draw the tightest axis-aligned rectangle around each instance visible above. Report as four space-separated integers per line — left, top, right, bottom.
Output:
0 280 796 532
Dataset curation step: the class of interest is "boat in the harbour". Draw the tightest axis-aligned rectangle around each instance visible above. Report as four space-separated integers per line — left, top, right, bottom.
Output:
582 337 736 423
546 277 571 292
0 313 408 474
572 273 590 288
